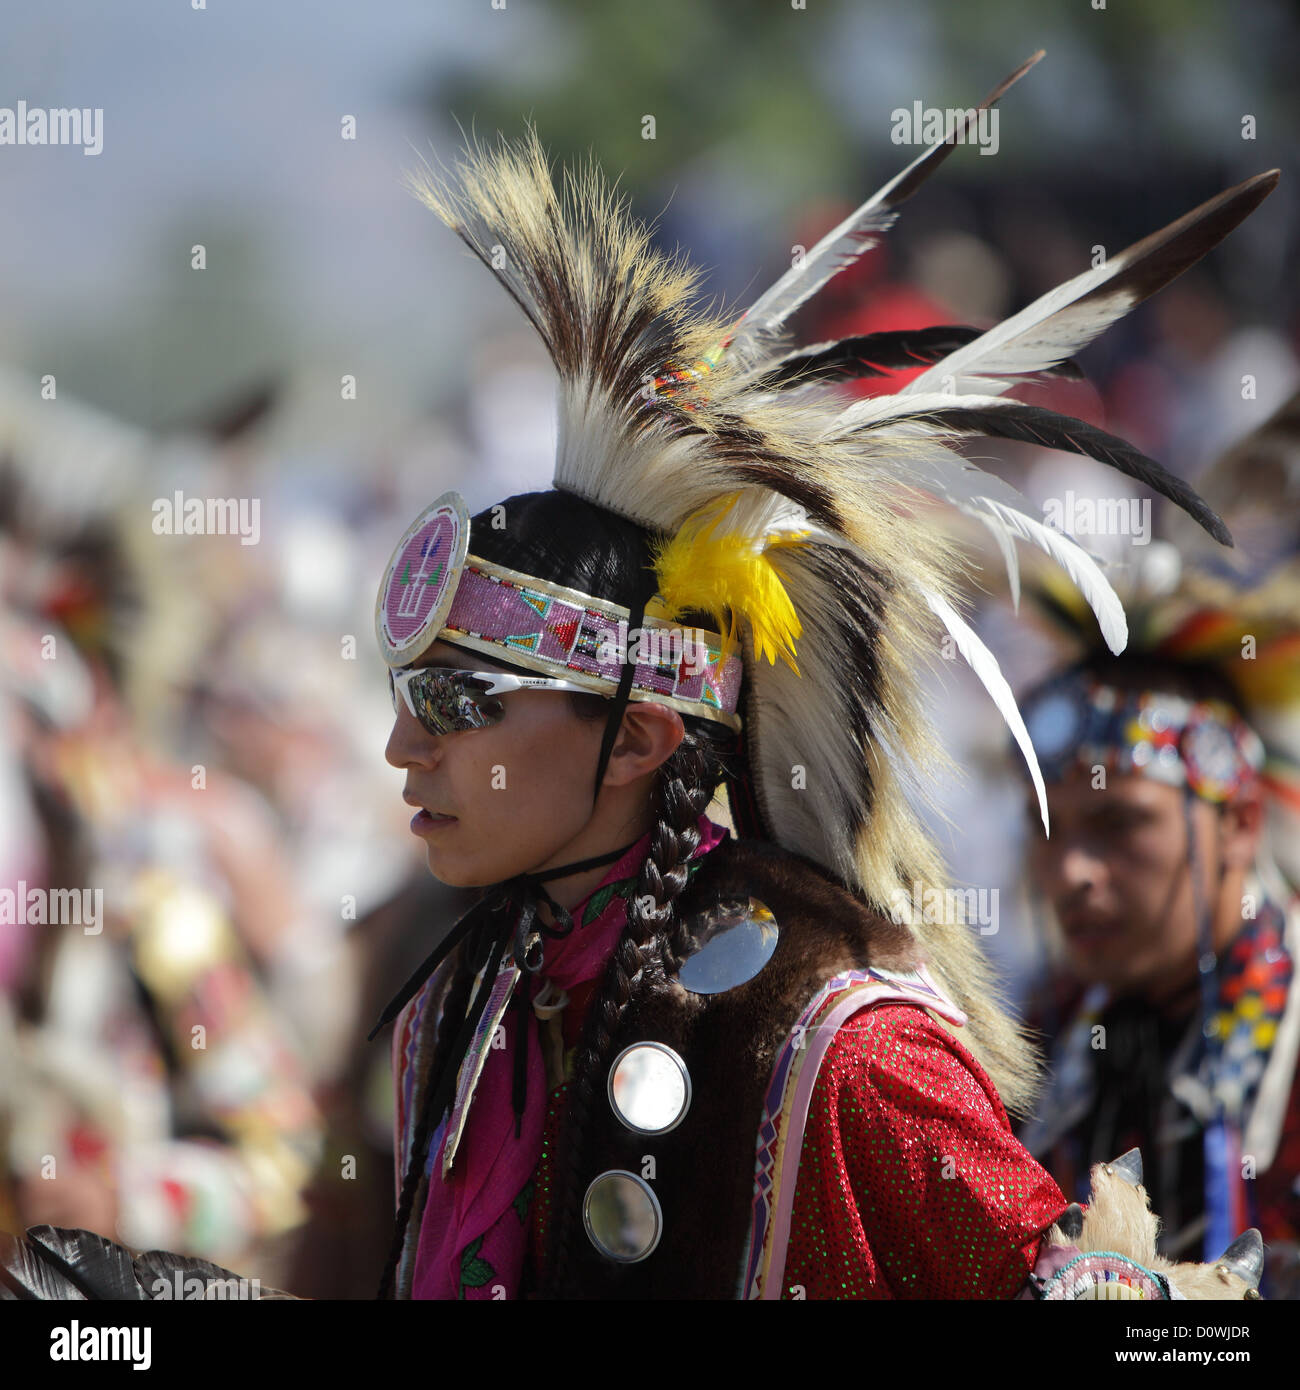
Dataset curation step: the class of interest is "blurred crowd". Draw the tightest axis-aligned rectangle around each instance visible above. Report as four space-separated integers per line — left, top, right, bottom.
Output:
0 373 482 1293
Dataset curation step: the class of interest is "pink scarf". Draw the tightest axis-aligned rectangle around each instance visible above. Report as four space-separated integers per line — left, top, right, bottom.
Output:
411 816 727 1299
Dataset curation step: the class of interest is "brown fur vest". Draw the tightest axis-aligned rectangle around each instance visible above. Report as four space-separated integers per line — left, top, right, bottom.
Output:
550 835 927 1299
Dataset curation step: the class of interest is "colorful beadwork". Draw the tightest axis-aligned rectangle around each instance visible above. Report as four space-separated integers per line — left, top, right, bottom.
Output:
442 559 743 728
1203 903 1294 1112
1023 673 1264 802
375 493 742 727
1033 1250 1171 1300
376 493 469 665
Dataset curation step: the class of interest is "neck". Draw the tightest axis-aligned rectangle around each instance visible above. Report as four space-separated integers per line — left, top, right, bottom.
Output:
1140 866 1251 1017
1143 967 1201 1022
533 804 653 917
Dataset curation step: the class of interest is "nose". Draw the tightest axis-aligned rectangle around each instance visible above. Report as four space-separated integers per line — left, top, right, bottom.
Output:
1036 837 1111 926
1057 843 1103 893
385 700 443 770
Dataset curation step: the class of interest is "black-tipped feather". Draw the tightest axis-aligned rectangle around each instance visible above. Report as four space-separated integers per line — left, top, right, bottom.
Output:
722 51 1045 357
867 48 1046 208
906 170 1280 396
0 1231 87 1300
873 399 1233 545
757 326 1084 389
11 1227 145 1300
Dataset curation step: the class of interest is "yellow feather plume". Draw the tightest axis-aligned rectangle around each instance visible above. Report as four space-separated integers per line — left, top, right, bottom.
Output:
650 493 807 674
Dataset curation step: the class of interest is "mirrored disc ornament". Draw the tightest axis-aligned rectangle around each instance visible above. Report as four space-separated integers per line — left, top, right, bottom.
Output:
1024 686 1089 770
583 1171 663 1263
677 897 780 995
375 492 470 667
608 1043 691 1135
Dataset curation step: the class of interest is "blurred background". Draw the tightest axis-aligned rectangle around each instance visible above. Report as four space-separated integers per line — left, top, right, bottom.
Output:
0 0 1295 1295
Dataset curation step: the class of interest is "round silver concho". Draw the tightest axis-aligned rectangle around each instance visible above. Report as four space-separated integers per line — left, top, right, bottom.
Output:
607 1042 692 1135
1024 686 1088 767
677 897 780 996
582 1170 663 1263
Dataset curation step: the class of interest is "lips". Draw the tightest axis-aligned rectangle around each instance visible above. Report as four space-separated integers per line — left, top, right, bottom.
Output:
1060 913 1123 950
404 793 457 834
410 809 458 837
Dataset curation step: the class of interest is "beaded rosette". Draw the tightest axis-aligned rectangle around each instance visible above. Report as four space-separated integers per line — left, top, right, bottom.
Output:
1029 1250 1176 1300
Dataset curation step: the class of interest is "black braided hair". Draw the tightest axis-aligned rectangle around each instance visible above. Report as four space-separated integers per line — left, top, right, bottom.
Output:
541 711 727 1297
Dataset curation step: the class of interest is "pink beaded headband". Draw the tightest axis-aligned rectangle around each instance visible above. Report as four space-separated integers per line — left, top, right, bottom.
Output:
375 493 743 731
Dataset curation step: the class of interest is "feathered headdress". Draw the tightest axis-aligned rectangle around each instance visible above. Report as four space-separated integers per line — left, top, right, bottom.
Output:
405 54 1277 1111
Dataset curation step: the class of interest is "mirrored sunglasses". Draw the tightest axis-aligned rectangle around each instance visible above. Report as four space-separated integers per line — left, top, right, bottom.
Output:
389 666 594 736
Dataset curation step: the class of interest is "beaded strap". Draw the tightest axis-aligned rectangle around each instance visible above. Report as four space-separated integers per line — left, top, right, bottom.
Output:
743 966 966 1300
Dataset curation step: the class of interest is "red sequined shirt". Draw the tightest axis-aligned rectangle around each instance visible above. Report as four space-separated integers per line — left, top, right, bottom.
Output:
531 998 1066 1298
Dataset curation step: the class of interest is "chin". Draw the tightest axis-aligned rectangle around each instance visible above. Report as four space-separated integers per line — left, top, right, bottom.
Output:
423 848 493 890
1062 941 1127 987
1069 952 1149 996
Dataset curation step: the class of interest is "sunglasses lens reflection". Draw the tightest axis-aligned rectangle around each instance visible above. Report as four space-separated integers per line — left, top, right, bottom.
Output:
400 670 507 736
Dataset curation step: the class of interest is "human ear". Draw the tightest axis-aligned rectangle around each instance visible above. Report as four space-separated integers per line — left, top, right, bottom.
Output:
1219 785 1264 870
600 702 685 787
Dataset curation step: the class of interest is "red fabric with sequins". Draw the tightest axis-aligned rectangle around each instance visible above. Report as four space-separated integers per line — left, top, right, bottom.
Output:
531 1000 1066 1297
783 1003 1066 1298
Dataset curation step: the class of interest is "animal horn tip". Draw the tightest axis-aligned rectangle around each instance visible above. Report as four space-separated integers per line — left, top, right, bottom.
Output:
1108 1147 1144 1186
1217 1228 1264 1287
1058 1203 1084 1241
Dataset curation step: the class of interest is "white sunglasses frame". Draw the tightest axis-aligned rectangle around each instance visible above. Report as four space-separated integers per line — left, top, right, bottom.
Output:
389 665 594 733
